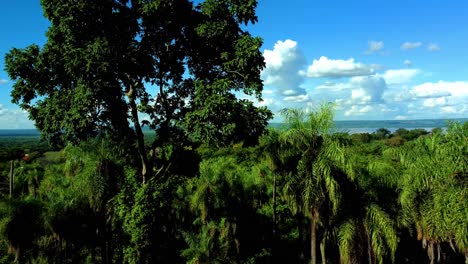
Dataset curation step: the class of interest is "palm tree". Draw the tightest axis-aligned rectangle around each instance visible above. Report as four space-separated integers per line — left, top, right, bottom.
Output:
395 122 468 263
0 197 43 263
337 203 397 264
280 104 351 264
260 129 284 245
318 137 399 264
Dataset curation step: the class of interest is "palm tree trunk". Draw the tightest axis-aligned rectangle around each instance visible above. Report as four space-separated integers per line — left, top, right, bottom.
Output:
310 208 318 264
273 172 277 238
437 243 441 263
366 227 373 264
428 241 434 264
14 246 20 264
298 213 304 260
272 172 277 260
320 237 326 264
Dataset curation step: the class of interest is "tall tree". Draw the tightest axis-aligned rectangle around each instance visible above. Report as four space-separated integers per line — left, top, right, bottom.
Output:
183 0 272 146
5 0 270 182
396 122 468 263
280 104 352 264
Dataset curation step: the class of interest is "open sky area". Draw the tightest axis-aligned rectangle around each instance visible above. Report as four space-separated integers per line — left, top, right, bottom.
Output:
1 1 468 128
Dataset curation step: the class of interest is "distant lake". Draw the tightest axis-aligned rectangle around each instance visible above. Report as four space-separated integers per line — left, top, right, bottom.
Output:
270 118 468 134
0 118 466 137
0 129 41 137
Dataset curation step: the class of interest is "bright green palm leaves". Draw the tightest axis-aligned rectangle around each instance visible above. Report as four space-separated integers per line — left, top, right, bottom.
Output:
336 141 399 264
280 104 350 264
280 105 345 216
397 122 468 262
184 151 268 263
38 140 123 262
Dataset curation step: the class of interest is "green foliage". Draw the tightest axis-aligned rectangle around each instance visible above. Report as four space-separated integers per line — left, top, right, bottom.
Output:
396 122 468 258
2 1 468 263
0 197 43 263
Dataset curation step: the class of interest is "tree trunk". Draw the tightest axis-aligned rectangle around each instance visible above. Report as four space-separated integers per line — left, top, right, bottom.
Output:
310 208 318 264
428 241 434 264
298 213 305 261
320 236 326 264
273 173 277 238
272 172 277 260
9 160 14 198
437 243 441 263
366 227 373 264
14 246 21 264
126 84 150 184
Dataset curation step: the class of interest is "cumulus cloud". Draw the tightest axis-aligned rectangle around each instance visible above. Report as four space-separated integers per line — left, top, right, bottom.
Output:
366 40 384 54
284 94 310 103
411 81 468 98
315 81 350 91
379 69 421 85
401 42 422 50
0 105 35 129
393 81 468 118
344 105 374 116
422 97 449 108
0 79 8 85
349 76 388 104
427 43 440 51
261 39 307 97
440 105 467 114
260 38 465 120
305 57 374 78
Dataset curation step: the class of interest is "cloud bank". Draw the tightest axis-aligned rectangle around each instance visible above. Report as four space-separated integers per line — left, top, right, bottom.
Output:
305 57 374 78
259 39 466 121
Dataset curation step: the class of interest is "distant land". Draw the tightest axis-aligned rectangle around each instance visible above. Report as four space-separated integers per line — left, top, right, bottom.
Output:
0 118 467 137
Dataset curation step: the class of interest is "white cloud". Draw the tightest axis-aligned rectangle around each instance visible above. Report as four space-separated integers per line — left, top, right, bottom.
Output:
350 76 387 104
411 81 467 98
427 43 440 51
344 105 374 116
260 38 466 121
283 94 310 103
0 106 35 129
394 81 468 118
258 97 274 107
305 56 374 78
315 81 350 91
366 40 384 53
401 42 422 50
263 89 274 95
379 69 421 85
422 97 448 108
440 105 466 114
351 89 371 103
0 79 8 85
261 39 307 96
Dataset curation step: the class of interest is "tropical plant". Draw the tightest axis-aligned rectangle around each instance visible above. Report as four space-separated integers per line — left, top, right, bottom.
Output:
396 122 468 263
280 104 352 264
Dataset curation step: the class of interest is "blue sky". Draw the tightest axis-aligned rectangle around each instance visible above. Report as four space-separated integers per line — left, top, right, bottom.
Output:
1 1 468 128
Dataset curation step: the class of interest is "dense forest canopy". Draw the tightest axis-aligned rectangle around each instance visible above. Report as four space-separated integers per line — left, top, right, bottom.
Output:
1 0 468 264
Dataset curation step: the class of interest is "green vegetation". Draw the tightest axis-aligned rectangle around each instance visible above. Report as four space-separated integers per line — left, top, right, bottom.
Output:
1 1 467 263
1 111 466 264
